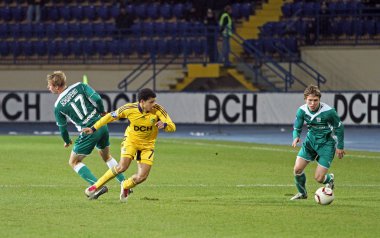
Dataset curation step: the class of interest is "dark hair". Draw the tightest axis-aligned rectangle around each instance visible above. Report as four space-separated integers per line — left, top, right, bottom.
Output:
138 88 156 101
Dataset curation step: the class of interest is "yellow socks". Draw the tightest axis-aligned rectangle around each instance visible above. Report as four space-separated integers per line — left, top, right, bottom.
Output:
94 167 118 189
122 177 137 189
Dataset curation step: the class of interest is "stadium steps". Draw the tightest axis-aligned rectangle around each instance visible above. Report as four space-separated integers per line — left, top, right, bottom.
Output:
170 64 257 92
232 0 283 58
226 68 258 91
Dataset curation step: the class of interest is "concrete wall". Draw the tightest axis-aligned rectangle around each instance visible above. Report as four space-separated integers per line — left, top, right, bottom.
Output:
0 64 182 91
0 46 379 91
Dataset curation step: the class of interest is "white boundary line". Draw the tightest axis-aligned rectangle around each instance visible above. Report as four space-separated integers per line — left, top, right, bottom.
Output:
1 184 380 188
162 139 380 160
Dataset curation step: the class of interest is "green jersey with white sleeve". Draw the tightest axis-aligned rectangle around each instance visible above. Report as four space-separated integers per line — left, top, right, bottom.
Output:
54 82 105 144
293 102 344 150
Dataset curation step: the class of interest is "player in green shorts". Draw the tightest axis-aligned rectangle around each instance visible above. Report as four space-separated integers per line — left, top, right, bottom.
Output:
47 71 125 199
290 85 345 200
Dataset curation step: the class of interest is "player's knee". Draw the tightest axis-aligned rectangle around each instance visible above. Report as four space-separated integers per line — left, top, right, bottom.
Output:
314 175 324 183
134 174 148 184
68 159 79 168
293 167 303 175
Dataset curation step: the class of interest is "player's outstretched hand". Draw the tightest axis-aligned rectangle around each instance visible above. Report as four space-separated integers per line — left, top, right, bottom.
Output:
64 140 72 148
155 121 165 129
82 127 94 134
336 149 345 159
292 138 300 148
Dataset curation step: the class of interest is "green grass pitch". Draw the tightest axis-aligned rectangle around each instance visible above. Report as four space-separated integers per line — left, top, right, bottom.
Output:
1 135 380 238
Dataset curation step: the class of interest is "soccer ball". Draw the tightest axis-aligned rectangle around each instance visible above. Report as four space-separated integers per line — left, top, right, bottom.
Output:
314 187 334 205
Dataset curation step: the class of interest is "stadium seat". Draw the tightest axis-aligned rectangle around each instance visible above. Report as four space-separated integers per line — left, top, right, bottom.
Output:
363 19 376 36
21 41 34 56
83 5 97 21
0 42 10 56
147 3 159 20
47 41 59 56
281 3 292 18
93 23 106 38
241 3 253 20
47 6 60 21
34 23 45 38
57 41 71 57
135 4 147 20
11 6 25 22
110 5 120 18
68 23 81 38
159 3 172 20
20 23 33 38
135 40 147 55
83 40 95 56
10 41 22 57
57 23 70 38
119 39 133 55
71 6 84 21
154 22 167 36
69 40 83 56
10 24 21 38
46 23 57 38
34 41 47 56
81 23 94 38
1 7 12 22
0 24 9 39
107 40 120 56
142 22 154 37
156 39 168 55
60 6 72 21
173 3 184 19
231 3 241 19
94 40 108 56
97 5 110 21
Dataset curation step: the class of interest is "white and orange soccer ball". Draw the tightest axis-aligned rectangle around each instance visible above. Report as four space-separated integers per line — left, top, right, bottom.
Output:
314 187 335 205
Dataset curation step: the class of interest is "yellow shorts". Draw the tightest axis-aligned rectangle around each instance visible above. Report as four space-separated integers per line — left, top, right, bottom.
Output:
120 139 155 165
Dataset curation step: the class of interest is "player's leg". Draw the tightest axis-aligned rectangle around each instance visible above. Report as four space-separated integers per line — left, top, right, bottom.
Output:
291 156 309 199
120 149 154 202
69 152 98 185
315 144 336 189
96 126 126 183
291 142 316 200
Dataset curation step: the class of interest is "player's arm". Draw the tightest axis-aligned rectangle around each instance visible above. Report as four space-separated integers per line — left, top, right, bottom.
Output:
292 108 304 147
55 110 72 147
82 83 106 114
330 109 345 158
82 106 128 134
154 104 176 132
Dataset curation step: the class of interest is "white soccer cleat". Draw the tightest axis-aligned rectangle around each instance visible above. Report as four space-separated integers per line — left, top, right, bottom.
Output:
290 193 308 200
85 185 108 200
325 173 335 190
120 182 133 203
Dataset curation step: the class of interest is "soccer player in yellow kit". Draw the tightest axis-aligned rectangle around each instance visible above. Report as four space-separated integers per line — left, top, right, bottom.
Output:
83 88 176 202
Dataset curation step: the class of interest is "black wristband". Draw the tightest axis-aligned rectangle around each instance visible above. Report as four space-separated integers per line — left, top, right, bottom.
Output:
91 126 97 132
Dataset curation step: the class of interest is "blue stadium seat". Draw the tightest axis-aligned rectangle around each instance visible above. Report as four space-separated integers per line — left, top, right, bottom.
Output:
83 5 97 21
10 41 22 57
154 22 167 36
135 40 147 55
60 6 72 21
69 40 83 56
159 3 172 20
107 40 120 56
303 2 319 16
173 3 184 19
34 41 47 56
94 40 108 56
82 40 95 56
10 24 21 38
34 23 45 38
241 3 253 20
47 6 60 21
231 3 241 19
131 22 142 36
57 23 70 38
192 39 205 55
145 39 156 54
57 41 71 56
12 6 25 22
363 19 376 36
135 4 147 20
0 24 9 39
1 7 12 22
342 19 353 36
97 5 110 21
120 39 133 55
142 22 154 37
69 23 81 38
93 23 107 38
47 41 59 56
0 42 10 56
21 41 34 56
110 5 120 18
71 6 84 21
166 22 178 35
81 23 94 38
20 23 33 38
181 39 192 55
147 3 159 20
156 39 168 55
167 39 181 55
46 23 57 38
281 3 292 18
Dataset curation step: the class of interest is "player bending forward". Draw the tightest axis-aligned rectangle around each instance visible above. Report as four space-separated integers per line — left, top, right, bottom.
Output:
83 88 176 202
290 85 345 200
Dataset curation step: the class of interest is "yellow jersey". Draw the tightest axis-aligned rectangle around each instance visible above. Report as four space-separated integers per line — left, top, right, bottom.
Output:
92 102 176 146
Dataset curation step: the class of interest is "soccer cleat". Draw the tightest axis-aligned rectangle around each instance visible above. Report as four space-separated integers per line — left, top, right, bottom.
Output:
290 193 308 200
85 185 108 200
120 183 133 203
93 186 108 200
325 173 335 190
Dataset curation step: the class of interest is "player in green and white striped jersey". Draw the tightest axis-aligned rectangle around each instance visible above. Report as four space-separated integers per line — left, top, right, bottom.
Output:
290 85 345 200
47 71 125 199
